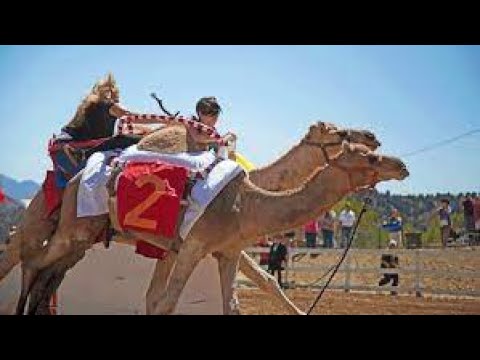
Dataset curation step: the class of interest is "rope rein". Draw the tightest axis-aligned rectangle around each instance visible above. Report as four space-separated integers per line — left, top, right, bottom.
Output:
306 197 372 315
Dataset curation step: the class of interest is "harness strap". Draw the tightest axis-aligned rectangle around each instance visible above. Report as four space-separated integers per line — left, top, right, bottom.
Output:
117 114 229 146
301 139 345 164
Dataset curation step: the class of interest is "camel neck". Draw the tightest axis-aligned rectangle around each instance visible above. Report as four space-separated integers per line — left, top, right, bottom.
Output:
240 164 371 239
249 141 327 191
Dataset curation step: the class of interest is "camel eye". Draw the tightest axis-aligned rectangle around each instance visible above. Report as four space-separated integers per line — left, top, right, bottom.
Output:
368 156 378 164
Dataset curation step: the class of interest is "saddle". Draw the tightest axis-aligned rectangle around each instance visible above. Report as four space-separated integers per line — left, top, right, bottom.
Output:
48 137 109 188
105 154 225 254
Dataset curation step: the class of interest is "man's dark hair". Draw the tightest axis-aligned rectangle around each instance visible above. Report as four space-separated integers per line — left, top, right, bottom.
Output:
196 96 222 117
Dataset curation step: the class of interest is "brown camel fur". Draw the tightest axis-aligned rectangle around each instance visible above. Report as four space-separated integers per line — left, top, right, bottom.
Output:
4 121 379 314
19 141 407 315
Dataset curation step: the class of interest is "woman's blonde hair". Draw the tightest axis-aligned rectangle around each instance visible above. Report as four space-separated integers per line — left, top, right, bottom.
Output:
68 73 119 127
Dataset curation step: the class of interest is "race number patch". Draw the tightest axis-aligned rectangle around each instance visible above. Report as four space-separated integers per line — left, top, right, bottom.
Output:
117 161 189 237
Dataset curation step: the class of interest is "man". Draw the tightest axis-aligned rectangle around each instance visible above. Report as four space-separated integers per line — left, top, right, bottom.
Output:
382 208 403 248
473 196 480 232
430 199 452 248
303 218 319 248
378 239 399 295
319 210 336 248
462 194 475 232
338 203 356 248
268 236 288 288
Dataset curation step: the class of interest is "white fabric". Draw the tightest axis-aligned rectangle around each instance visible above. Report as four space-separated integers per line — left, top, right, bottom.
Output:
116 145 217 171
77 150 121 217
179 158 244 239
77 145 217 218
115 145 244 240
76 144 244 241
339 210 356 228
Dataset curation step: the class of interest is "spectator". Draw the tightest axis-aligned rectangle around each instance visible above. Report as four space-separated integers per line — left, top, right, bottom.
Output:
338 203 356 248
382 208 403 248
474 196 480 232
462 194 475 232
256 236 271 266
431 199 452 248
319 210 336 248
268 236 288 288
304 218 319 248
378 239 399 295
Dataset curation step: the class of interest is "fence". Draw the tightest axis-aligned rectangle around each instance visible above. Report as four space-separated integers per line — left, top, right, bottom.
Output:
244 246 480 298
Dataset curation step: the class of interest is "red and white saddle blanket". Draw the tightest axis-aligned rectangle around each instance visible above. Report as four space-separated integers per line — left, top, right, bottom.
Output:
116 161 189 238
76 146 244 258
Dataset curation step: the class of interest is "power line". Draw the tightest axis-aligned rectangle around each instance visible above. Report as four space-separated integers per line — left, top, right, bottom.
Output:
400 128 480 158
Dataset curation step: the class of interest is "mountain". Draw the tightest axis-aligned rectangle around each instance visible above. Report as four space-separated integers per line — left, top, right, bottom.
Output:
0 174 40 200
0 195 25 244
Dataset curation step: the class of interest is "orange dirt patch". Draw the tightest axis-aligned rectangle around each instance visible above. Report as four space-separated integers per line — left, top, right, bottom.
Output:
237 288 480 315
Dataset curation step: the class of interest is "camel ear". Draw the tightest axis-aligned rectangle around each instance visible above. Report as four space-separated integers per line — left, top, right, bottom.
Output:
317 121 327 132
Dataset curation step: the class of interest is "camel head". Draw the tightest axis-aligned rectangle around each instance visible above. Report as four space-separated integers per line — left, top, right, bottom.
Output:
304 122 381 155
333 141 409 186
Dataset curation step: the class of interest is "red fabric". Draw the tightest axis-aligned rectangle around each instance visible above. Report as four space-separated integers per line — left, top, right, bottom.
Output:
0 187 5 203
304 219 319 233
117 161 189 237
474 199 480 222
48 137 109 155
135 241 169 260
42 171 63 218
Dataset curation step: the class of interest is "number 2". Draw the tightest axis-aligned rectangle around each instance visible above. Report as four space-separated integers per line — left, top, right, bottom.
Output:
123 174 169 231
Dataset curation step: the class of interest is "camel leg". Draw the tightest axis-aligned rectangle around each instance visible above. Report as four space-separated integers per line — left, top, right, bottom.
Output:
145 252 177 315
27 266 59 315
0 190 58 283
151 239 206 315
15 263 38 315
238 251 305 315
215 251 241 315
20 214 105 316
28 244 89 315
0 233 21 283
28 268 59 315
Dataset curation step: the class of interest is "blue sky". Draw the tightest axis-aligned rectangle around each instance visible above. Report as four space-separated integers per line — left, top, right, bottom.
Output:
0 45 479 195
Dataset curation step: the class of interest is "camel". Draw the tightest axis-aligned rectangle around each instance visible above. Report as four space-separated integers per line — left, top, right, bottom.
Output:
19 141 408 315
4 121 379 314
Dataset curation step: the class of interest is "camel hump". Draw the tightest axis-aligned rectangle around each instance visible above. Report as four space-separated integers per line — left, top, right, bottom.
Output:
137 125 191 154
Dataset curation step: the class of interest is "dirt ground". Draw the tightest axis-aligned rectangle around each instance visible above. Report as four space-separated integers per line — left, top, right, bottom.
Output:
1 244 479 315
238 288 480 315
248 247 480 295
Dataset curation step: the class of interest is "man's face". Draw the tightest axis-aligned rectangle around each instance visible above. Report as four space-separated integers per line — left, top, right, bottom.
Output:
199 112 219 128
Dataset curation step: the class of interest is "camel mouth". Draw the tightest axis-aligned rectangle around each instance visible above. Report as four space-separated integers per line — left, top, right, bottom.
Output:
372 139 381 149
399 166 409 179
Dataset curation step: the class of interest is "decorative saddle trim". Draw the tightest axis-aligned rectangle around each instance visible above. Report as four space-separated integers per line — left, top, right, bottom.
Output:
117 114 228 146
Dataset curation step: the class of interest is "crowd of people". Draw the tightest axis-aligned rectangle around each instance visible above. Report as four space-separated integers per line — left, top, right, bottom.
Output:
255 196 480 291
